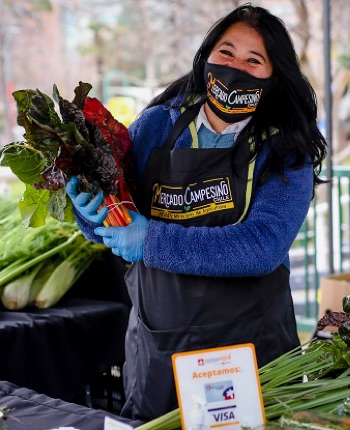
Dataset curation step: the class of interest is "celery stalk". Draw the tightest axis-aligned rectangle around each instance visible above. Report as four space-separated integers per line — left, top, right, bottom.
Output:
27 260 58 306
35 259 77 309
35 242 104 309
1 263 43 310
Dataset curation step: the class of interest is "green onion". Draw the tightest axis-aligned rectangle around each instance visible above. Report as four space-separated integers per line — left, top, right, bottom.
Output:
135 340 350 429
136 408 181 430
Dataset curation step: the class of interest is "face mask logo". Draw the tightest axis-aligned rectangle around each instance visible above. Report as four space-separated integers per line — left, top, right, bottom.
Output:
204 61 276 123
207 72 263 112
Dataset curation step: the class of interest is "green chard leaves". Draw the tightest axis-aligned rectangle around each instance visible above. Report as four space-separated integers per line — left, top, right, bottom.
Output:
0 81 129 228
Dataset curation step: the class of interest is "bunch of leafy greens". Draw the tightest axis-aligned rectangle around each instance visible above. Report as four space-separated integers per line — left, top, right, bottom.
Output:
0 82 132 228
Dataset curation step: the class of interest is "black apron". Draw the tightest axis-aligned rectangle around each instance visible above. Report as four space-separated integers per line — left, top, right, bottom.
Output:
120 104 300 421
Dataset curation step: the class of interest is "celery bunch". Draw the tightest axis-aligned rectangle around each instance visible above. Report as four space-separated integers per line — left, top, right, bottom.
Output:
0 196 105 309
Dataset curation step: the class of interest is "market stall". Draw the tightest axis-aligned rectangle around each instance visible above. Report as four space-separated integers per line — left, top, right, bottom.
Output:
0 254 131 407
0 298 129 403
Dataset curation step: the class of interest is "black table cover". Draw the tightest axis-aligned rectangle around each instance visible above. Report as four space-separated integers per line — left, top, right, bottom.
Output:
0 298 130 403
0 380 143 430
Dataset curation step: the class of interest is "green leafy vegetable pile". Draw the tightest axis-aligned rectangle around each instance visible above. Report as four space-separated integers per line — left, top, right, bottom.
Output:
0 82 135 228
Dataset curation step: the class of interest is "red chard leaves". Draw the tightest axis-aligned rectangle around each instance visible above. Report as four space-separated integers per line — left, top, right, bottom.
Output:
72 81 93 109
0 81 135 227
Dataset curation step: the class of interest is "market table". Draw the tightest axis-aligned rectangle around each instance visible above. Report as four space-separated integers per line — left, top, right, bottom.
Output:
0 297 130 404
0 380 143 430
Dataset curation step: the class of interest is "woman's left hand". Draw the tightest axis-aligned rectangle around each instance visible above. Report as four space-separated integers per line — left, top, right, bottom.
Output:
94 211 149 262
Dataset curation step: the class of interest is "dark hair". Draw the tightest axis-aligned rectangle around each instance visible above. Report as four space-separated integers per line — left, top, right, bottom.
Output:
147 3 327 192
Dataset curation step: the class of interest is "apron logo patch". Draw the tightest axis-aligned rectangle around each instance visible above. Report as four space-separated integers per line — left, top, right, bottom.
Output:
151 176 234 221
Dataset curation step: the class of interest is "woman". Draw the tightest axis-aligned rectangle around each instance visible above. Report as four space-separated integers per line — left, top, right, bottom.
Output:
66 4 327 421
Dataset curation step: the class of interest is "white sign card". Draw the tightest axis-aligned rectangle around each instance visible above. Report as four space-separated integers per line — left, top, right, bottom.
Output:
104 416 133 430
172 343 265 430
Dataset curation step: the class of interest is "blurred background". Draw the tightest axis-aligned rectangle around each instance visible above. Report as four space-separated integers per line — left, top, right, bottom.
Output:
1 0 349 145
1 0 350 331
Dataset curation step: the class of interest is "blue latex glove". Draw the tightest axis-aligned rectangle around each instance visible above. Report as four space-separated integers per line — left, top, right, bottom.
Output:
66 176 108 224
94 211 149 262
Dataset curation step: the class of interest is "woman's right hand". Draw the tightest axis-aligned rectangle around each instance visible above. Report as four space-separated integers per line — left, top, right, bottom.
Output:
66 176 108 224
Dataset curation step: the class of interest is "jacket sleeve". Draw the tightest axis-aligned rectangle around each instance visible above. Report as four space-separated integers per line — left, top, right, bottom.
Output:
143 156 314 277
72 209 103 244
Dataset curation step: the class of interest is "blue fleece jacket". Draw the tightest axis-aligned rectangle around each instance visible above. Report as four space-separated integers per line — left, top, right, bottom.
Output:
75 103 314 278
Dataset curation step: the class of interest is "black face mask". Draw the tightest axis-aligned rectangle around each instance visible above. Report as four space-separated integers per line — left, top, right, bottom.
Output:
203 61 276 123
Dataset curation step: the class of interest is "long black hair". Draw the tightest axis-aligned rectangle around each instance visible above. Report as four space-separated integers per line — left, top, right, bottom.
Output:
147 3 327 191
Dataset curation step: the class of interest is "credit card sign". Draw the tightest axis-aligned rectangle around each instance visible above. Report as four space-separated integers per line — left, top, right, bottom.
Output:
172 344 265 430
204 380 235 403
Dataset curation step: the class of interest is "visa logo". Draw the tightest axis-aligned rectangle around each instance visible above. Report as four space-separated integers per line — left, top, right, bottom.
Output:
208 405 237 423
212 410 236 422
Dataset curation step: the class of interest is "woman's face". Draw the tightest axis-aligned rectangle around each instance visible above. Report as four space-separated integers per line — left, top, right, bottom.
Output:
207 22 273 79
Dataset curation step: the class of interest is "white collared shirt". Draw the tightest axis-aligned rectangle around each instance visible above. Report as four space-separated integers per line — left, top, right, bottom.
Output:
196 104 251 135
